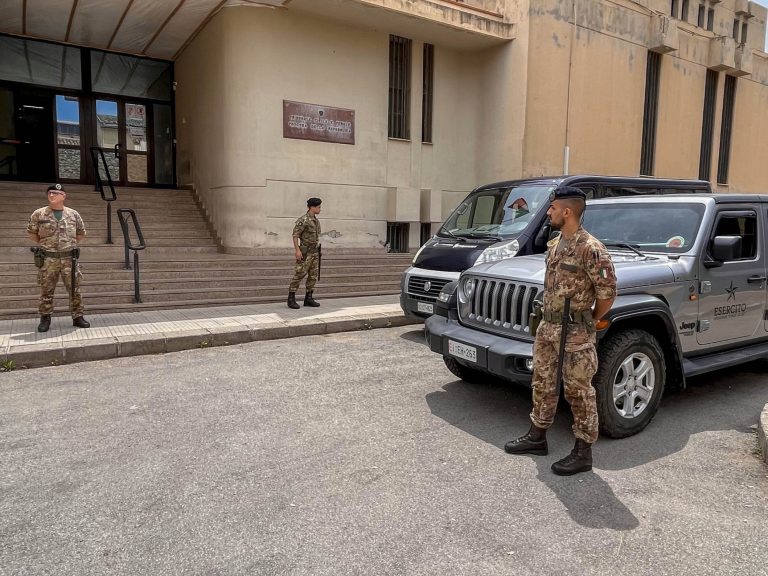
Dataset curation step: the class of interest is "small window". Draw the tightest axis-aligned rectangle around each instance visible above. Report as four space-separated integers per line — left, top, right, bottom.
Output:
707 7 714 31
681 0 689 21
671 0 679 18
741 22 748 44
712 214 757 260
733 19 740 40
697 3 705 27
387 222 410 253
420 222 432 246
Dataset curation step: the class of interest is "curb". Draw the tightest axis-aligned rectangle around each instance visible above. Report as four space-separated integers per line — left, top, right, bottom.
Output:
3 313 421 370
759 403 768 466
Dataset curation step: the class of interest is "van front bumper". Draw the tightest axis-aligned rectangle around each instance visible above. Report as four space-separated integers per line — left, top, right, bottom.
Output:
424 314 535 386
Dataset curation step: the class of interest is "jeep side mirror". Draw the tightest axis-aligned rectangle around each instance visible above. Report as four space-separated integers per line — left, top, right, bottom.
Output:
709 235 741 263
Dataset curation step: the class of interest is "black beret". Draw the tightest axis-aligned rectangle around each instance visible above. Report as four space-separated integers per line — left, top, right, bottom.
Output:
46 183 65 193
307 197 322 207
549 186 586 201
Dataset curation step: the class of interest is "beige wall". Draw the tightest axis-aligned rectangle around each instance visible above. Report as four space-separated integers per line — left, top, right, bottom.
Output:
176 6 510 253
176 0 768 254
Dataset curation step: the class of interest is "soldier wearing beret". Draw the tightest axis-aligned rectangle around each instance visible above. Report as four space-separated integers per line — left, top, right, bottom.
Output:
505 186 616 475
26 184 90 333
288 197 322 309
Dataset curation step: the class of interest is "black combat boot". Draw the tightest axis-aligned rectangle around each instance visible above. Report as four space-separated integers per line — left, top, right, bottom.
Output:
504 424 548 455
73 316 90 328
287 291 300 309
303 291 320 307
551 439 593 476
37 314 51 333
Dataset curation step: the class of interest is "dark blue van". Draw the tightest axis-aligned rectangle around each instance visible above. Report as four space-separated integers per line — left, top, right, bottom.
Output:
400 175 711 319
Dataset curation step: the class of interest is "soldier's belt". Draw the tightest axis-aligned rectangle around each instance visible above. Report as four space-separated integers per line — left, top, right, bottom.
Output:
543 309 592 324
42 249 75 258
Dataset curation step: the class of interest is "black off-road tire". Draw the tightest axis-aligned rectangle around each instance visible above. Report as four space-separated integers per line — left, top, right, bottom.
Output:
443 356 488 384
594 329 666 439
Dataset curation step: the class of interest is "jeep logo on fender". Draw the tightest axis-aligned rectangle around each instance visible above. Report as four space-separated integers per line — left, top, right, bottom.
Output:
679 321 696 331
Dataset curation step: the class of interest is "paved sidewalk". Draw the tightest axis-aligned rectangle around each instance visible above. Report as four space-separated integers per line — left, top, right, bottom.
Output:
0 295 420 369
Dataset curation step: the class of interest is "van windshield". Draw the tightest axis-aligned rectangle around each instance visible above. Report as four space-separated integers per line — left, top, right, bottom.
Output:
582 202 706 253
439 185 555 239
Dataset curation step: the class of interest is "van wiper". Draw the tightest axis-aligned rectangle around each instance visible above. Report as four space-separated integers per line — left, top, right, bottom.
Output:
602 240 645 257
465 232 503 241
438 228 466 242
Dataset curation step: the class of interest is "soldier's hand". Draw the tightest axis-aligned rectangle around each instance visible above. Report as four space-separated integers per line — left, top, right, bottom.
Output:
295 249 303 262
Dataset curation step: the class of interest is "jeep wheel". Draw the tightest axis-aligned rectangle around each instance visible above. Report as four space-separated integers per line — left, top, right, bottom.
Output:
443 356 488 384
594 329 666 438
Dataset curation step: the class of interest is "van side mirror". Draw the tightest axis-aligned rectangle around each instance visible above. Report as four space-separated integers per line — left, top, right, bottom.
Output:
707 235 741 265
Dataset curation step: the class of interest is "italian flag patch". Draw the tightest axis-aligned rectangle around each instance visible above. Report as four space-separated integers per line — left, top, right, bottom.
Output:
599 268 609 279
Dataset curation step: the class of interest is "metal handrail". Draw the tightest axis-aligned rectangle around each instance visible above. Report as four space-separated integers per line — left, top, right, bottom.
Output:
116 208 146 304
89 146 117 244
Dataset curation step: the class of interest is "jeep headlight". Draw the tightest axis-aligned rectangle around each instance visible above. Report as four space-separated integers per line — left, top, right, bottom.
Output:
474 239 520 265
458 277 475 304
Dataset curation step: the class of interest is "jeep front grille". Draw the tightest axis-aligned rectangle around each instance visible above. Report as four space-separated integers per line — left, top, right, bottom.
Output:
407 276 451 301
460 277 541 336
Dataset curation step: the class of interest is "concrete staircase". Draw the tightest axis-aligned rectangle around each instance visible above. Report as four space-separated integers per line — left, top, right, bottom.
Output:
0 182 411 319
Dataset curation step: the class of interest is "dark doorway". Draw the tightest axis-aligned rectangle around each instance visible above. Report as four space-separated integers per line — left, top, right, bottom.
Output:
15 90 55 182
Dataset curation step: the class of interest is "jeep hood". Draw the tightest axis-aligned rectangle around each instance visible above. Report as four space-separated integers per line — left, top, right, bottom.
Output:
468 252 676 289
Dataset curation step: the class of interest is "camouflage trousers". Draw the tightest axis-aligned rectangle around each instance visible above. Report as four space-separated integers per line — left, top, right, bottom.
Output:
529 330 599 443
289 252 319 292
38 256 84 318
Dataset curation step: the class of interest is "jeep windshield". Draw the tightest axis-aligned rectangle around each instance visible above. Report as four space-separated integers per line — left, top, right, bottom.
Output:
438 184 556 239
582 202 706 254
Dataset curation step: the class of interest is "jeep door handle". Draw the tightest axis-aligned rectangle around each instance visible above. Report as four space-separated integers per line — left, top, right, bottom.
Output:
747 275 766 283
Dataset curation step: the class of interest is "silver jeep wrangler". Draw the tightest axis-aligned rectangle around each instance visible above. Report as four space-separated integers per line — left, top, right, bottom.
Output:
426 194 768 438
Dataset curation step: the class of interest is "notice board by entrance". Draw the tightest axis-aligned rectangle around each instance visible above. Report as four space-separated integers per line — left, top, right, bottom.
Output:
283 100 355 145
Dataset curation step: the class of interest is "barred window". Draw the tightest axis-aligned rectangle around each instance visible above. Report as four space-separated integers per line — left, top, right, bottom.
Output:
421 43 434 143
717 75 737 185
699 70 718 181
640 51 662 176
388 35 411 140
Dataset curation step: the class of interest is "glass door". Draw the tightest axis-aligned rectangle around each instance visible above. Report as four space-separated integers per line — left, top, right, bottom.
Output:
124 102 149 185
55 95 82 182
95 98 122 185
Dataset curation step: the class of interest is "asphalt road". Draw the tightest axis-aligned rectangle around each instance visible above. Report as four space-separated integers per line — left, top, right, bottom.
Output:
1 326 767 576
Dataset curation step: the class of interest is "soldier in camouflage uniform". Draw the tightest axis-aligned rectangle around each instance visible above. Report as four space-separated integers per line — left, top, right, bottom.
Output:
505 186 616 475
287 197 322 309
26 184 90 332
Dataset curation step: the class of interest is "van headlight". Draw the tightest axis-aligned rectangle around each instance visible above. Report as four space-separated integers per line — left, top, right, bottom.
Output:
412 240 431 265
474 239 520 265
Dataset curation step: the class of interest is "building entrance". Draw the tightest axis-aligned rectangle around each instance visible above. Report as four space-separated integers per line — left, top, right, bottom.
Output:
0 34 174 188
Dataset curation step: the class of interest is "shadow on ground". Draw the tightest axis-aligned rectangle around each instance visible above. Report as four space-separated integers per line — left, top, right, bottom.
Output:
425 361 768 530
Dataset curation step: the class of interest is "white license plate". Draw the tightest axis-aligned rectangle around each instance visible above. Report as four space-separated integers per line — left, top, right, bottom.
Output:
417 302 434 314
448 340 477 363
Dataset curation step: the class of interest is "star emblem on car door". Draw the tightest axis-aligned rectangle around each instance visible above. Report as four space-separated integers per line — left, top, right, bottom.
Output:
725 281 738 302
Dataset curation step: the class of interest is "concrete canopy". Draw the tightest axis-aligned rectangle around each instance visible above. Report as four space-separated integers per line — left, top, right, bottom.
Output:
0 0 286 60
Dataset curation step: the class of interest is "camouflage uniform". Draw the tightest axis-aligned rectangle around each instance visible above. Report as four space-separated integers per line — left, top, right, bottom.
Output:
289 212 321 292
530 227 616 443
26 206 86 318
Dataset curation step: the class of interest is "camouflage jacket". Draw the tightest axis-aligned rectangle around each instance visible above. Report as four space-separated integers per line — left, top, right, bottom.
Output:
539 227 616 347
26 206 86 251
292 212 321 246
